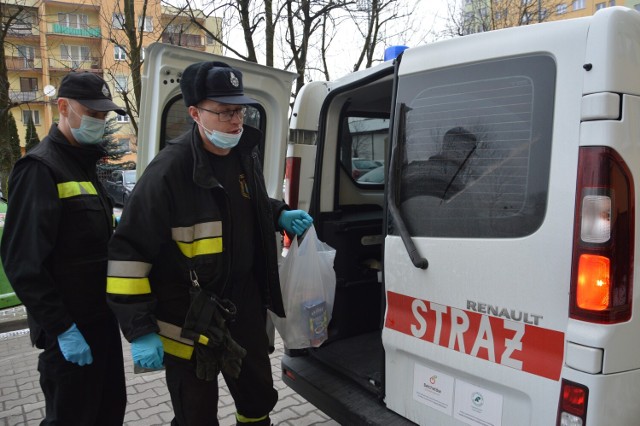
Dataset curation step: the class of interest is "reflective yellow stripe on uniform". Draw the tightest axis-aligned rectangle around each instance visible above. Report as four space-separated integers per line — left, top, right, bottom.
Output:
235 413 269 424
106 260 152 295
159 335 194 360
158 320 194 360
57 181 97 199
172 221 223 258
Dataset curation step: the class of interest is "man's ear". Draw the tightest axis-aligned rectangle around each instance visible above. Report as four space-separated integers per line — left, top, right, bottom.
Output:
58 98 69 117
188 105 200 123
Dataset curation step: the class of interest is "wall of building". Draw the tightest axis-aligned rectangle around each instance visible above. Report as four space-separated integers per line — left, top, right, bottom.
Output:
3 0 221 158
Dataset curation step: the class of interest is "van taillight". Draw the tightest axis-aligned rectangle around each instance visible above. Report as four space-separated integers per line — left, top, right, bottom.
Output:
557 379 589 426
570 147 634 323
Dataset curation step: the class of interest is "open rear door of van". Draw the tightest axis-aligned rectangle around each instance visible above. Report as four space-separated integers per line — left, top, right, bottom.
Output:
382 17 589 426
137 43 296 198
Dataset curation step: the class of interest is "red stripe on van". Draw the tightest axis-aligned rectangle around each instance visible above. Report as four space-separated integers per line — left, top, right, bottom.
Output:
385 291 564 381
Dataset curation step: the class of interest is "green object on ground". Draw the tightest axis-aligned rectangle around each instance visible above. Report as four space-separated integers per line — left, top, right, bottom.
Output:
0 200 21 309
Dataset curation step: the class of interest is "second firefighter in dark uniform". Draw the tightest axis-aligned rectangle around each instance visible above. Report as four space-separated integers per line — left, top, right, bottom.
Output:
106 61 313 425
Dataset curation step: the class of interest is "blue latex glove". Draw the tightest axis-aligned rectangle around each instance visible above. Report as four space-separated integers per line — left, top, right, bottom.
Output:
57 323 93 366
131 333 164 370
279 210 313 236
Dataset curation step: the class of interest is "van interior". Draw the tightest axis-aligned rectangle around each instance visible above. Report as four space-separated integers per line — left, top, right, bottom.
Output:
300 70 396 401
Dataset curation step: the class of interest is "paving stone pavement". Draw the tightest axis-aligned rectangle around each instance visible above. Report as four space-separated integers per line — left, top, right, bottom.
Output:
0 309 340 426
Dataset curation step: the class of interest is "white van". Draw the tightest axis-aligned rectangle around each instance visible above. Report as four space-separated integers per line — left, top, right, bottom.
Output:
140 6 640 426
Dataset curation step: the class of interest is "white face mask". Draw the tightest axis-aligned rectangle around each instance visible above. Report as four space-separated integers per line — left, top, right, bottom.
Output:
198 120 243 149
69 104 106 145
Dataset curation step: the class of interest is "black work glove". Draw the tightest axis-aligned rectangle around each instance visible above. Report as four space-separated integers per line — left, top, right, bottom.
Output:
194 342 220 381
209 305 247 379
181 287 247 381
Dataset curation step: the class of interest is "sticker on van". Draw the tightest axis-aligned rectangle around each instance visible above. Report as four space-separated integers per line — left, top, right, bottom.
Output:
386 291 564 380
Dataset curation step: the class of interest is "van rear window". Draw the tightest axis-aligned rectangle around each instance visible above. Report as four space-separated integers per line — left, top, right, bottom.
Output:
394 55 555 238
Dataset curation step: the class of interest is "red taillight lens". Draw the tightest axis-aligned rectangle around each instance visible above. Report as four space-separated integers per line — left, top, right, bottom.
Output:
557 379 589 425
570 147 634 323
561 380 587 416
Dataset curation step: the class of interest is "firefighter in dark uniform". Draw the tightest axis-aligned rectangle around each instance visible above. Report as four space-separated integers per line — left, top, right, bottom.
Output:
0 72 127 425
106 61 313 426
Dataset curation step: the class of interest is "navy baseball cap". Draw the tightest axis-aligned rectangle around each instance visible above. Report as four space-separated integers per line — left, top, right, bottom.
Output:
58 72 126 115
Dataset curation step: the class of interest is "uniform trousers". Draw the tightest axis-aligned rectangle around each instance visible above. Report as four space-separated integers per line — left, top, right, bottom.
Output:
37 314 127 426
166 280 277 426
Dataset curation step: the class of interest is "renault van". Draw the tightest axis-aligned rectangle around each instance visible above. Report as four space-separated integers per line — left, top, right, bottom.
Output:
140 6 640 426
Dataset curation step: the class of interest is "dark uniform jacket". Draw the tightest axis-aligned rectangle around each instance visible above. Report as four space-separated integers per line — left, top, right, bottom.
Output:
107 124 287 360
0 125 114 347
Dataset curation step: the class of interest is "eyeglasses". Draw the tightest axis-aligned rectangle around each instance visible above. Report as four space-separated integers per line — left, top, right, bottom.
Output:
197 106 247 122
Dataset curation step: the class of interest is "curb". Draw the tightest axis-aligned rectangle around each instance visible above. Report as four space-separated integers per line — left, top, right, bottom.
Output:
0 305 28 333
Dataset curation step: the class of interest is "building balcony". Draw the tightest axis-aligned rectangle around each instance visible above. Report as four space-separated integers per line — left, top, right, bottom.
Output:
5 56 43 70
9 90 42 103
49 23 101 38
48 57 102 72
3 23 39 39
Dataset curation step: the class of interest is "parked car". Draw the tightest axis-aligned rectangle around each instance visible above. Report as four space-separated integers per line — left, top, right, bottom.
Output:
104 170 137 206
351 158 382 179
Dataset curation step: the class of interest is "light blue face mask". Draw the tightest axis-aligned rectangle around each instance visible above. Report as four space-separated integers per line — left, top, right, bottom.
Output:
69 104 106 145
200 122 243 150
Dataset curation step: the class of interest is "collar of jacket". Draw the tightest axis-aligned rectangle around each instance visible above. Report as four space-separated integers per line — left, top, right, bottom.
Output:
46 124 107 169
190 123 263 189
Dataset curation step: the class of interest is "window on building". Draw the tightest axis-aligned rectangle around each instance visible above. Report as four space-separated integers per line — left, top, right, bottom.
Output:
610 0 616 6
596 2 606 9
573 0 585 9
116 114 130 123
20 77 38 92
206 33 214 45
521 12 532 24
17 45 34 59
112 13 125 29
22 110 40 125
557 4 568 14
635 4 640 11
138 16 153 33
540 8 548 20
114 45 127 61
58 13 88 29
60 45 90 68
115 76 128 93
16 45 35 68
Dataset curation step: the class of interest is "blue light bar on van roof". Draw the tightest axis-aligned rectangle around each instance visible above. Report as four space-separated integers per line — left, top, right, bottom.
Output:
384 45 408 61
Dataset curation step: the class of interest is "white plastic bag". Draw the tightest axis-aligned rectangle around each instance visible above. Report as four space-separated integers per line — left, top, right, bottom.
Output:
271 225 336 349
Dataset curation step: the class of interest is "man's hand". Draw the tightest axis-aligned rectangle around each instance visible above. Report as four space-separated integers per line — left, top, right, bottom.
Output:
278 210 313 236
57 323 93 366
131 333 164 370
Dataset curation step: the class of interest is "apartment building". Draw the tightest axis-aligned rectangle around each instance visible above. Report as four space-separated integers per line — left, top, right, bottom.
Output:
461 0 639 34
3 0 221 156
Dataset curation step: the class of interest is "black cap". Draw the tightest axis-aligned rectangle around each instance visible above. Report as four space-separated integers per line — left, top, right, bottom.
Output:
180 61 257 107
58 73 126 115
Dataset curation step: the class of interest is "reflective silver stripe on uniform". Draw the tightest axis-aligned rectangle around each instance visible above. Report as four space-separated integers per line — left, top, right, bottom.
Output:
157 320 194 346
171 221 223 242
107 260 152 278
